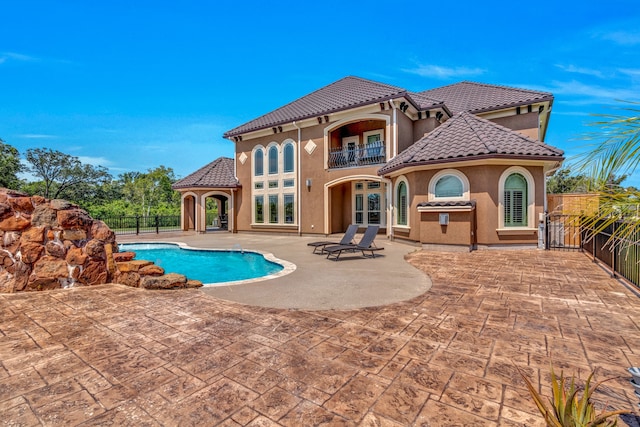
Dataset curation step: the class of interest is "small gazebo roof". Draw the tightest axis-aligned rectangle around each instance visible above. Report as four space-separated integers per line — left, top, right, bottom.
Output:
172 157 240 190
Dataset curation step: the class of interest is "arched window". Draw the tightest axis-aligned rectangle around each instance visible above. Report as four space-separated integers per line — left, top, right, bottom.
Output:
428 169 470 201
268 146 278 174
283 143 294 173
396 180 407 226
254 149 264 177
434 175 463 198
504 173 528 227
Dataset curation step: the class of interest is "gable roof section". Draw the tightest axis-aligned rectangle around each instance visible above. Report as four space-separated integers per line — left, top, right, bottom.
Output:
419 81 553 115
378 112 564 175
172 157 240 189
224 76 408 138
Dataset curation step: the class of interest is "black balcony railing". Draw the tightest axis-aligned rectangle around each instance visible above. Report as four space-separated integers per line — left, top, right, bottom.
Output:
96 215 181 235
328 141 386 169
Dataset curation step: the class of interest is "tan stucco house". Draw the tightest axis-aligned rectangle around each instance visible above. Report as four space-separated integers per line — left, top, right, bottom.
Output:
173 76 564 250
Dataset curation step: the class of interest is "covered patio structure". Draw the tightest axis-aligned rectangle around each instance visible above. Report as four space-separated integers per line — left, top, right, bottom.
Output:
172 157 240 233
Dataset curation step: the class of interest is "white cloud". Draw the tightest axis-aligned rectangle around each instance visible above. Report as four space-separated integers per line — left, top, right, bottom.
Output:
0 51 38 64
402 64 486 79
619 68 640 78
555 64 605 79
77 156 113 167
599 30 640 46
17 134 56 139
548 80 640 104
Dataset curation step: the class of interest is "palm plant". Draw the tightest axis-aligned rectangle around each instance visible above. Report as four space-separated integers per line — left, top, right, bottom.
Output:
519 366 630 426
573 103 640 250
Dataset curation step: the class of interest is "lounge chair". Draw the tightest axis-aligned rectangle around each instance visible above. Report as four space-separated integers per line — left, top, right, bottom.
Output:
307 224 358 254
324 225 384 260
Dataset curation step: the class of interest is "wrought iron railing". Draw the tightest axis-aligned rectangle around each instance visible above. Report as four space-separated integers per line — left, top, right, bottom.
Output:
328 141 386 169
96 215 181 235
547 214 640 289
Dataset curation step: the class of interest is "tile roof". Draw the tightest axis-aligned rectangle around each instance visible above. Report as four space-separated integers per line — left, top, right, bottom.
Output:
378 112 564 175
224 76 408 138
419 81 553 115
172 157 239 189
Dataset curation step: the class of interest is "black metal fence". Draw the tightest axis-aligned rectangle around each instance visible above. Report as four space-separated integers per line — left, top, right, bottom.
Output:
96 215 181 235
547 214 640 289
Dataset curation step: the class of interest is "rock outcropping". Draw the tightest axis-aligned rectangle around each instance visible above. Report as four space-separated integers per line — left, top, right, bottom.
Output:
0 188 116 292
0 188 203 292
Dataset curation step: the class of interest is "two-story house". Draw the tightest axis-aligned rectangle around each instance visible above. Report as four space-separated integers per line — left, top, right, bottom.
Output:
173 76 564 250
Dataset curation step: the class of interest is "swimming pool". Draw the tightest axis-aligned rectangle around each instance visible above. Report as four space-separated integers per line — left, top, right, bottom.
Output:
119 243 289 286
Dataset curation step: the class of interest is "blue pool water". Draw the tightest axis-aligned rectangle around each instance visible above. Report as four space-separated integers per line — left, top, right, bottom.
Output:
119 243 283 285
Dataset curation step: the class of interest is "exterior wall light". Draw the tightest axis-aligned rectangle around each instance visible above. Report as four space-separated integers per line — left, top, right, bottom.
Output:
306 179 312 191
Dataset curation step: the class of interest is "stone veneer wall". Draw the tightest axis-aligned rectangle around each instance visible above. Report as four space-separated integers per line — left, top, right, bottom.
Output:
0 188 117 292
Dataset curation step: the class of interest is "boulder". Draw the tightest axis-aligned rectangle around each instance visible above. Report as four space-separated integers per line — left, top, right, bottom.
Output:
117 260 153 273
139 264 164 276
66 246 88 266
19 241 45 264
8 197 34 214
113 251 135 262
91 220 115 242
84 239 105 260
186 280 203 288
20 226 45 243
140 273 187 289
78 259 108 285
45 240 67 258
57 209 91 228
62 229 87 241
0 215 31 231
31 205 58 228
0 203 11 219
50 199 73 210
27 256 69 291
115 271 141 288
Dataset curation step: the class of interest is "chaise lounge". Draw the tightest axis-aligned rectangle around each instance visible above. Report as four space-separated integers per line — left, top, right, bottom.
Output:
324 225 384 261
307 224 358 254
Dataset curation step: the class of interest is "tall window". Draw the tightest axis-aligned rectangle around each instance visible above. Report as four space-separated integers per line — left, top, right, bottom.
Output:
255 195 264 223
284 194 294 224
254 149 263 176
353 181 385 226
396 180 407 226
504 173 527 226
252 141 296 226
268 146 278 174
269 195 278 223
283 143 294 173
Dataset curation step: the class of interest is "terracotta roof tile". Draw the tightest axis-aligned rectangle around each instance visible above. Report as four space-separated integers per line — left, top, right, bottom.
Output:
419 81 553 115
224 76 407 137
378 112 564 175
172 157 239 189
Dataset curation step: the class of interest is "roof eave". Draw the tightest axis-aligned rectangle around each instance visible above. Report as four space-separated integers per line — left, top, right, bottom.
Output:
223 92 409 138
379 153 564 176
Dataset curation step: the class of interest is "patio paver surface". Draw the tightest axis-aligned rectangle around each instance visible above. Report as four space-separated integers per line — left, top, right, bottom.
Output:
1 240 640 425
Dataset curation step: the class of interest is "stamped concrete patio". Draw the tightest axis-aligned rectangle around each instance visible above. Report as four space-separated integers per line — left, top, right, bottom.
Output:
1 232 640 426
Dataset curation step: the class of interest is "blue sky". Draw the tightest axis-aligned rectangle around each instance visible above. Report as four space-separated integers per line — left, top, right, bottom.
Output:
1 1 639 184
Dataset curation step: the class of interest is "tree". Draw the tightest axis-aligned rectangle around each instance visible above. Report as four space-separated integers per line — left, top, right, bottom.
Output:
575 103 640 247
24 148 112 200
120 166 180 216
546 168 589 194
0 138 23 189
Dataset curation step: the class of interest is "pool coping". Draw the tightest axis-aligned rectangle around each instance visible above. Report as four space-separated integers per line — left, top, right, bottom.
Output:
119 241 297 287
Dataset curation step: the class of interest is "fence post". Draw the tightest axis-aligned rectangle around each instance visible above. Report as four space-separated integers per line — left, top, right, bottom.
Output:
611 221 617 278
544 214 549 250
155 215 159 234
136 215 140 235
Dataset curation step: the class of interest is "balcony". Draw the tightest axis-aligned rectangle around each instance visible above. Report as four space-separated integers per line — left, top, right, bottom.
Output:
328 141 386 169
